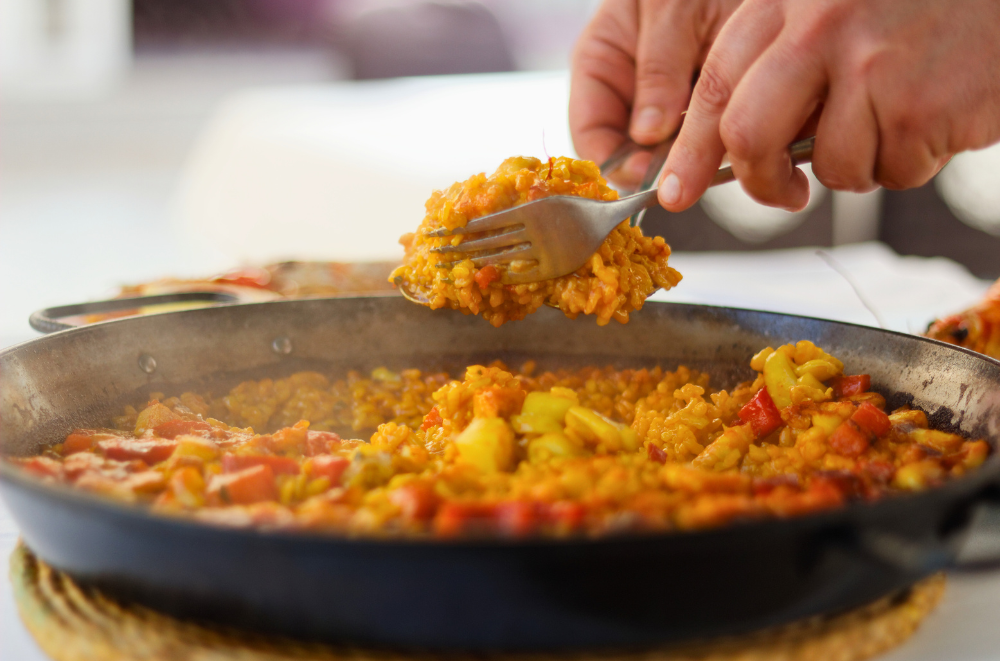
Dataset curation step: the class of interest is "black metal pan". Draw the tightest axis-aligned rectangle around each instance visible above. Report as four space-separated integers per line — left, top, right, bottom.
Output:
3 297 1000 652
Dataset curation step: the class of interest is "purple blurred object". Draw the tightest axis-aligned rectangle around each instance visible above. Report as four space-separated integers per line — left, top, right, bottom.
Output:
346 1 514 79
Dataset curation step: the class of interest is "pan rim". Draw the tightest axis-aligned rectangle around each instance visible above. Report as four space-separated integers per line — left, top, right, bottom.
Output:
5 294 1000 371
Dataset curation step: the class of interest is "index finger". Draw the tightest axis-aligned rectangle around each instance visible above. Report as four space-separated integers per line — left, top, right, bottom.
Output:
569 1 638 165
658 1 784 211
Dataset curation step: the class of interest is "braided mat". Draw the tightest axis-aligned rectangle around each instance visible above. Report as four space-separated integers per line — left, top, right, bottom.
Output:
11 542 944 661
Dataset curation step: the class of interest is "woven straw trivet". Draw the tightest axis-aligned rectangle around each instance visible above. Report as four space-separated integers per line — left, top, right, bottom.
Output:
11 542 944 661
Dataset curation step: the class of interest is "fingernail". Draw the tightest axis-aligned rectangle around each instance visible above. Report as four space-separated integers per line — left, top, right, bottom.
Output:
632 107 664 136
660 173 681 206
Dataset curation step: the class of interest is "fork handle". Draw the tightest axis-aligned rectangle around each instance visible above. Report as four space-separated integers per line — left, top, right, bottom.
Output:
710 136 816 186
619 135 817 215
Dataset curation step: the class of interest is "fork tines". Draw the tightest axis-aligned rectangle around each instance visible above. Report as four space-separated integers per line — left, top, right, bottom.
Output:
423 210 522 238
429 225 527 255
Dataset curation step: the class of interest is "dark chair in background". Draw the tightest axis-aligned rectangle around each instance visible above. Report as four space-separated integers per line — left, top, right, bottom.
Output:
882 184 1000 279
643 197 834 253
344 1 514 79
645 180 998 280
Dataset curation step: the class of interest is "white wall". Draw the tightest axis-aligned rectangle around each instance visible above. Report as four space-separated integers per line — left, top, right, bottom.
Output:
0 0 131 98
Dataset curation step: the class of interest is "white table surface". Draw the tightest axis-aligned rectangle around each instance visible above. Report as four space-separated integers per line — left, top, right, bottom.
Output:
3 70 1000 659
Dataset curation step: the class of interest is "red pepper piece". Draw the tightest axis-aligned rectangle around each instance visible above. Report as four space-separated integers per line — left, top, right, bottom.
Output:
98 438 178 464
474 265 500 289
829 421 870 458
420 406 443 431
860 459 896 484
647 444 667 464
738 388 783 438
14 456 64 479
63 432 95 454
545 501 586 531
433 502 496 537
152 419 213 440
813 470 865 499
389 482 440 521
495 501 537 537
310 455 350 485
208 465 278 505
832 374 871 398
222 454 301 475
304 430 341 456
752 474 800 497
850 402 892 438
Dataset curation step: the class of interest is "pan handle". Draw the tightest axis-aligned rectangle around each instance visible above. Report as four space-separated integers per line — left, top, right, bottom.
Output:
858 484 1000 574
29 292 241 334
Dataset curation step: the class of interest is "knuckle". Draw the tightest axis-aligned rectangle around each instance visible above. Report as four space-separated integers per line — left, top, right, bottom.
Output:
881 93 938 142
636 57 678 88
719 113 758 164
797 1 851 43
694 62 731 113
811 158 872 193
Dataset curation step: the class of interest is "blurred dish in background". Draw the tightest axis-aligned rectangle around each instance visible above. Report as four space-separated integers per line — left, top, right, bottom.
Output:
926 277 1000 360
700 164 828 244
935 145 1000 238
82 261 398 324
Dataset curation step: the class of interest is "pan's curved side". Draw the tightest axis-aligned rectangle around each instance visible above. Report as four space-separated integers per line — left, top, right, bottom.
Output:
2 298 1000 651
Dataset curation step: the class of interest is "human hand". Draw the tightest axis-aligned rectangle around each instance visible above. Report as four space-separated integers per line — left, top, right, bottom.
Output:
658 0 1000 212
569 0 742 182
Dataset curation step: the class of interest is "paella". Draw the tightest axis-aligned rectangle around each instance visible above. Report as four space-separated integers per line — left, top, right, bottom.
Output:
8 340 987 538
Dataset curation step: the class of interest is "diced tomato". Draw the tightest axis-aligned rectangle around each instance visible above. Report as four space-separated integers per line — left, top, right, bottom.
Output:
152 419 213 440
738 388 783 438
420 407 443 431
545 501 586 530
63 432 95 454
222 454 301 475
433 502 495 537
474 265 500 289
271 422 309 452
433 503 468 537
62 452 105 479
833 374 871 398
125 470 167 494
305 430 341 456
389 482 440 521
799 478 846 510
812 470 865 499
98 437 178 464
752 475 800 497
829 421 869 458
208 465 277 505
851 402 891 438
647 444 667 464
14 456 63 479
860 459 896 484
310 455 350 485
495 501 536 537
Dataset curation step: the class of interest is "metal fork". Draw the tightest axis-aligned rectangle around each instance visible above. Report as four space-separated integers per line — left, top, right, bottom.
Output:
422 136 816 286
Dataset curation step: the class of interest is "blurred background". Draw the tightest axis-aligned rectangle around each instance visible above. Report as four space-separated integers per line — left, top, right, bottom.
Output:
3 0 1000 348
